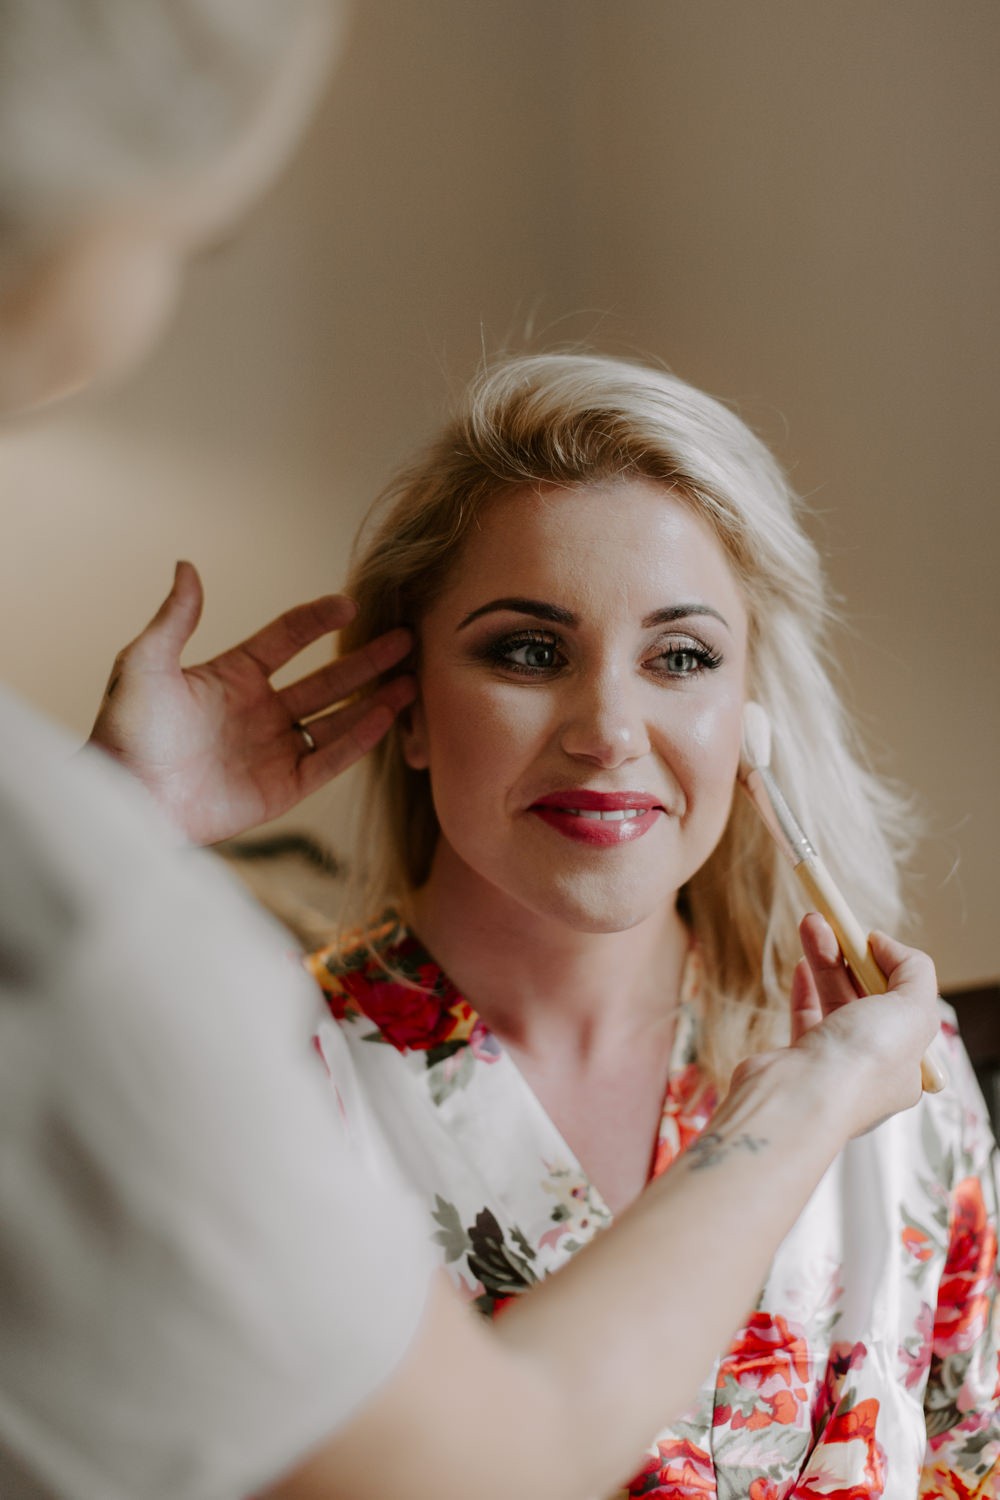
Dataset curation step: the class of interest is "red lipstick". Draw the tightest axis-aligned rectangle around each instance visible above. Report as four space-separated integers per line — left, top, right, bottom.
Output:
530 790 663 846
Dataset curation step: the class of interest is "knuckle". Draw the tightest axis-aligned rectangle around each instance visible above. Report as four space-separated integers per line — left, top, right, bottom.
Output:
729 1055 769 1090
909 950 937 990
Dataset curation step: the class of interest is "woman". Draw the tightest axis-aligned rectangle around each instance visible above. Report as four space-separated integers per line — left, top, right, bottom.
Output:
301 353 999 1498
85 356 987 1499
87 544 952 1496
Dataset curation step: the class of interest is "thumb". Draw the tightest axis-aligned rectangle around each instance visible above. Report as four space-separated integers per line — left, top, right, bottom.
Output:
867 929 937 998
131 560 204 667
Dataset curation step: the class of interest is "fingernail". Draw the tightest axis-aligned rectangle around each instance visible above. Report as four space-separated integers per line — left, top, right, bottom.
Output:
812 921 841 966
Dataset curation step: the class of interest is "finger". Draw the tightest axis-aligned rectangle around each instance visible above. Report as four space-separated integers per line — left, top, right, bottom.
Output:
129 560 204 668
279 627 413 722
798 913 859 1015
867 930 937 999
300 675 416 753
296 683 415 792
237 595 359 677
848 931 945 1096
789 957 824 1043
868 931 946 1090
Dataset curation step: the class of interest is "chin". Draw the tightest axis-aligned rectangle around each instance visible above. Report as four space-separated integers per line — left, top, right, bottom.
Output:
528 869 673 935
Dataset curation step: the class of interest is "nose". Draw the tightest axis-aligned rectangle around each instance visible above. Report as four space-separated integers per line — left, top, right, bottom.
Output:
558 665 651 769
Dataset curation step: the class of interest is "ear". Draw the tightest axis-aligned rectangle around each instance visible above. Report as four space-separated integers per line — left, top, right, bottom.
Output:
399 697 430 771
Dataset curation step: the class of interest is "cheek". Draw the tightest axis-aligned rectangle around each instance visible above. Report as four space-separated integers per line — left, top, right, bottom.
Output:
692 696 744 770
663 689 745 809
419 674 553 799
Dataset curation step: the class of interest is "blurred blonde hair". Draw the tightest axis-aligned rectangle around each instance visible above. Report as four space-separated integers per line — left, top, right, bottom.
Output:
341 353 914 1083
0 0 334 254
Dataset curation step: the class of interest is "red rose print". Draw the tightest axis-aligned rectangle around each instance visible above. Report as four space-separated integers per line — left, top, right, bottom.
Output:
308 926 478 1054
628 1437 716 1497
898 1303 934 1391
918 1467 989 1499
714 1312 811 1433
902 1225 934 1262
651 1068 718 1179
947 1179 990 1274
308 966 358 1022
748 1481 783 1500
798 1397 887 1500
339 971 467 1051
932 1177 997 1356
810 1341 868 1438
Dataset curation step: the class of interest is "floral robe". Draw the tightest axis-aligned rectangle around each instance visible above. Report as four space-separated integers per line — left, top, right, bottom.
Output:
306 916 1000 1500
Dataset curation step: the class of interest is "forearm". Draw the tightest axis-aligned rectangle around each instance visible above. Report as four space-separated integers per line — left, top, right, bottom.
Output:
269 1049 854 1500
493 1047 850 1495
266 924 937 1499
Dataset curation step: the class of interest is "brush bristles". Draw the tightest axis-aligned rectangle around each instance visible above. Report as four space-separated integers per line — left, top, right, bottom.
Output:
739 701 773 777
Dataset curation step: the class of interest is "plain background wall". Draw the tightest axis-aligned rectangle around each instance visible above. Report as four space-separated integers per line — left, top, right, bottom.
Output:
2 0 996 987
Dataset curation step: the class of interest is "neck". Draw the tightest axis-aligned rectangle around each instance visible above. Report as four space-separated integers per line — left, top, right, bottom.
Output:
408 847 690 1064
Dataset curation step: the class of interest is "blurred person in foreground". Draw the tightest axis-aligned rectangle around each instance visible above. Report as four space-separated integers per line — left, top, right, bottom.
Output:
0 4 946 1498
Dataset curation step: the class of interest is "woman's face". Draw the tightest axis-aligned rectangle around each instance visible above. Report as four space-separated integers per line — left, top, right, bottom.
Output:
403 477 749 934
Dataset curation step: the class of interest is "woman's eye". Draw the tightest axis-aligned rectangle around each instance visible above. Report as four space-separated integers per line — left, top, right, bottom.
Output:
652 641 723 677
503 638 560 670
664 649 702 674
481 632 563 675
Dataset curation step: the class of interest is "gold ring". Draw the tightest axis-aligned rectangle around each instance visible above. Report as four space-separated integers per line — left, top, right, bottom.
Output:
294 721 318 754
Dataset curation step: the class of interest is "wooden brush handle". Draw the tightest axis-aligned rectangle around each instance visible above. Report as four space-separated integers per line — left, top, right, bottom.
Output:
795 856 947 1094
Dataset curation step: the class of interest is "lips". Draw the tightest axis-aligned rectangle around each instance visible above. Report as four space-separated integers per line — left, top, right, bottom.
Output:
530 789 664 846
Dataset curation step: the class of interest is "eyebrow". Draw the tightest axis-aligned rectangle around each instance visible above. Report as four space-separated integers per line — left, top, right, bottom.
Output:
457 596 731 632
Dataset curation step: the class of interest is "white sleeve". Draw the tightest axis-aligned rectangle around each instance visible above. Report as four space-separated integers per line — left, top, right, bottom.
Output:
0 692 435 1500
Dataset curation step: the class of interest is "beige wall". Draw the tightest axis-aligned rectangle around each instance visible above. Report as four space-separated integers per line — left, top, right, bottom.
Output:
3 0 996 986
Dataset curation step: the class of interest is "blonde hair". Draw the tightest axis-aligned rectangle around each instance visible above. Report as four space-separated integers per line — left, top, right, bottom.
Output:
0 0 332 253
341 353 914 1082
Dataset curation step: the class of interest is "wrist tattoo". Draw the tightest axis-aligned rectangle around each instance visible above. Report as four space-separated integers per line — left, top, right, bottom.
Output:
685 1130 769 1172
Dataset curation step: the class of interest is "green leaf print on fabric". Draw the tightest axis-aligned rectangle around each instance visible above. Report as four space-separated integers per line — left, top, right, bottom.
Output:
430 1196 470 1264
920 1102 957 1192
428 1201 543 1319
923 1350 973 1442
428 1045 476 1105
467 1208 539 1315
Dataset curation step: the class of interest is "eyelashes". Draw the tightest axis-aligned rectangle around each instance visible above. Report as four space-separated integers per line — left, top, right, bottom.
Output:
658 643 724 676
474 628 724 680
479 630 563 675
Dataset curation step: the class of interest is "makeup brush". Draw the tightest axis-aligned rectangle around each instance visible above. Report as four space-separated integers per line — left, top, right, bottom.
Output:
738 701 946 1094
